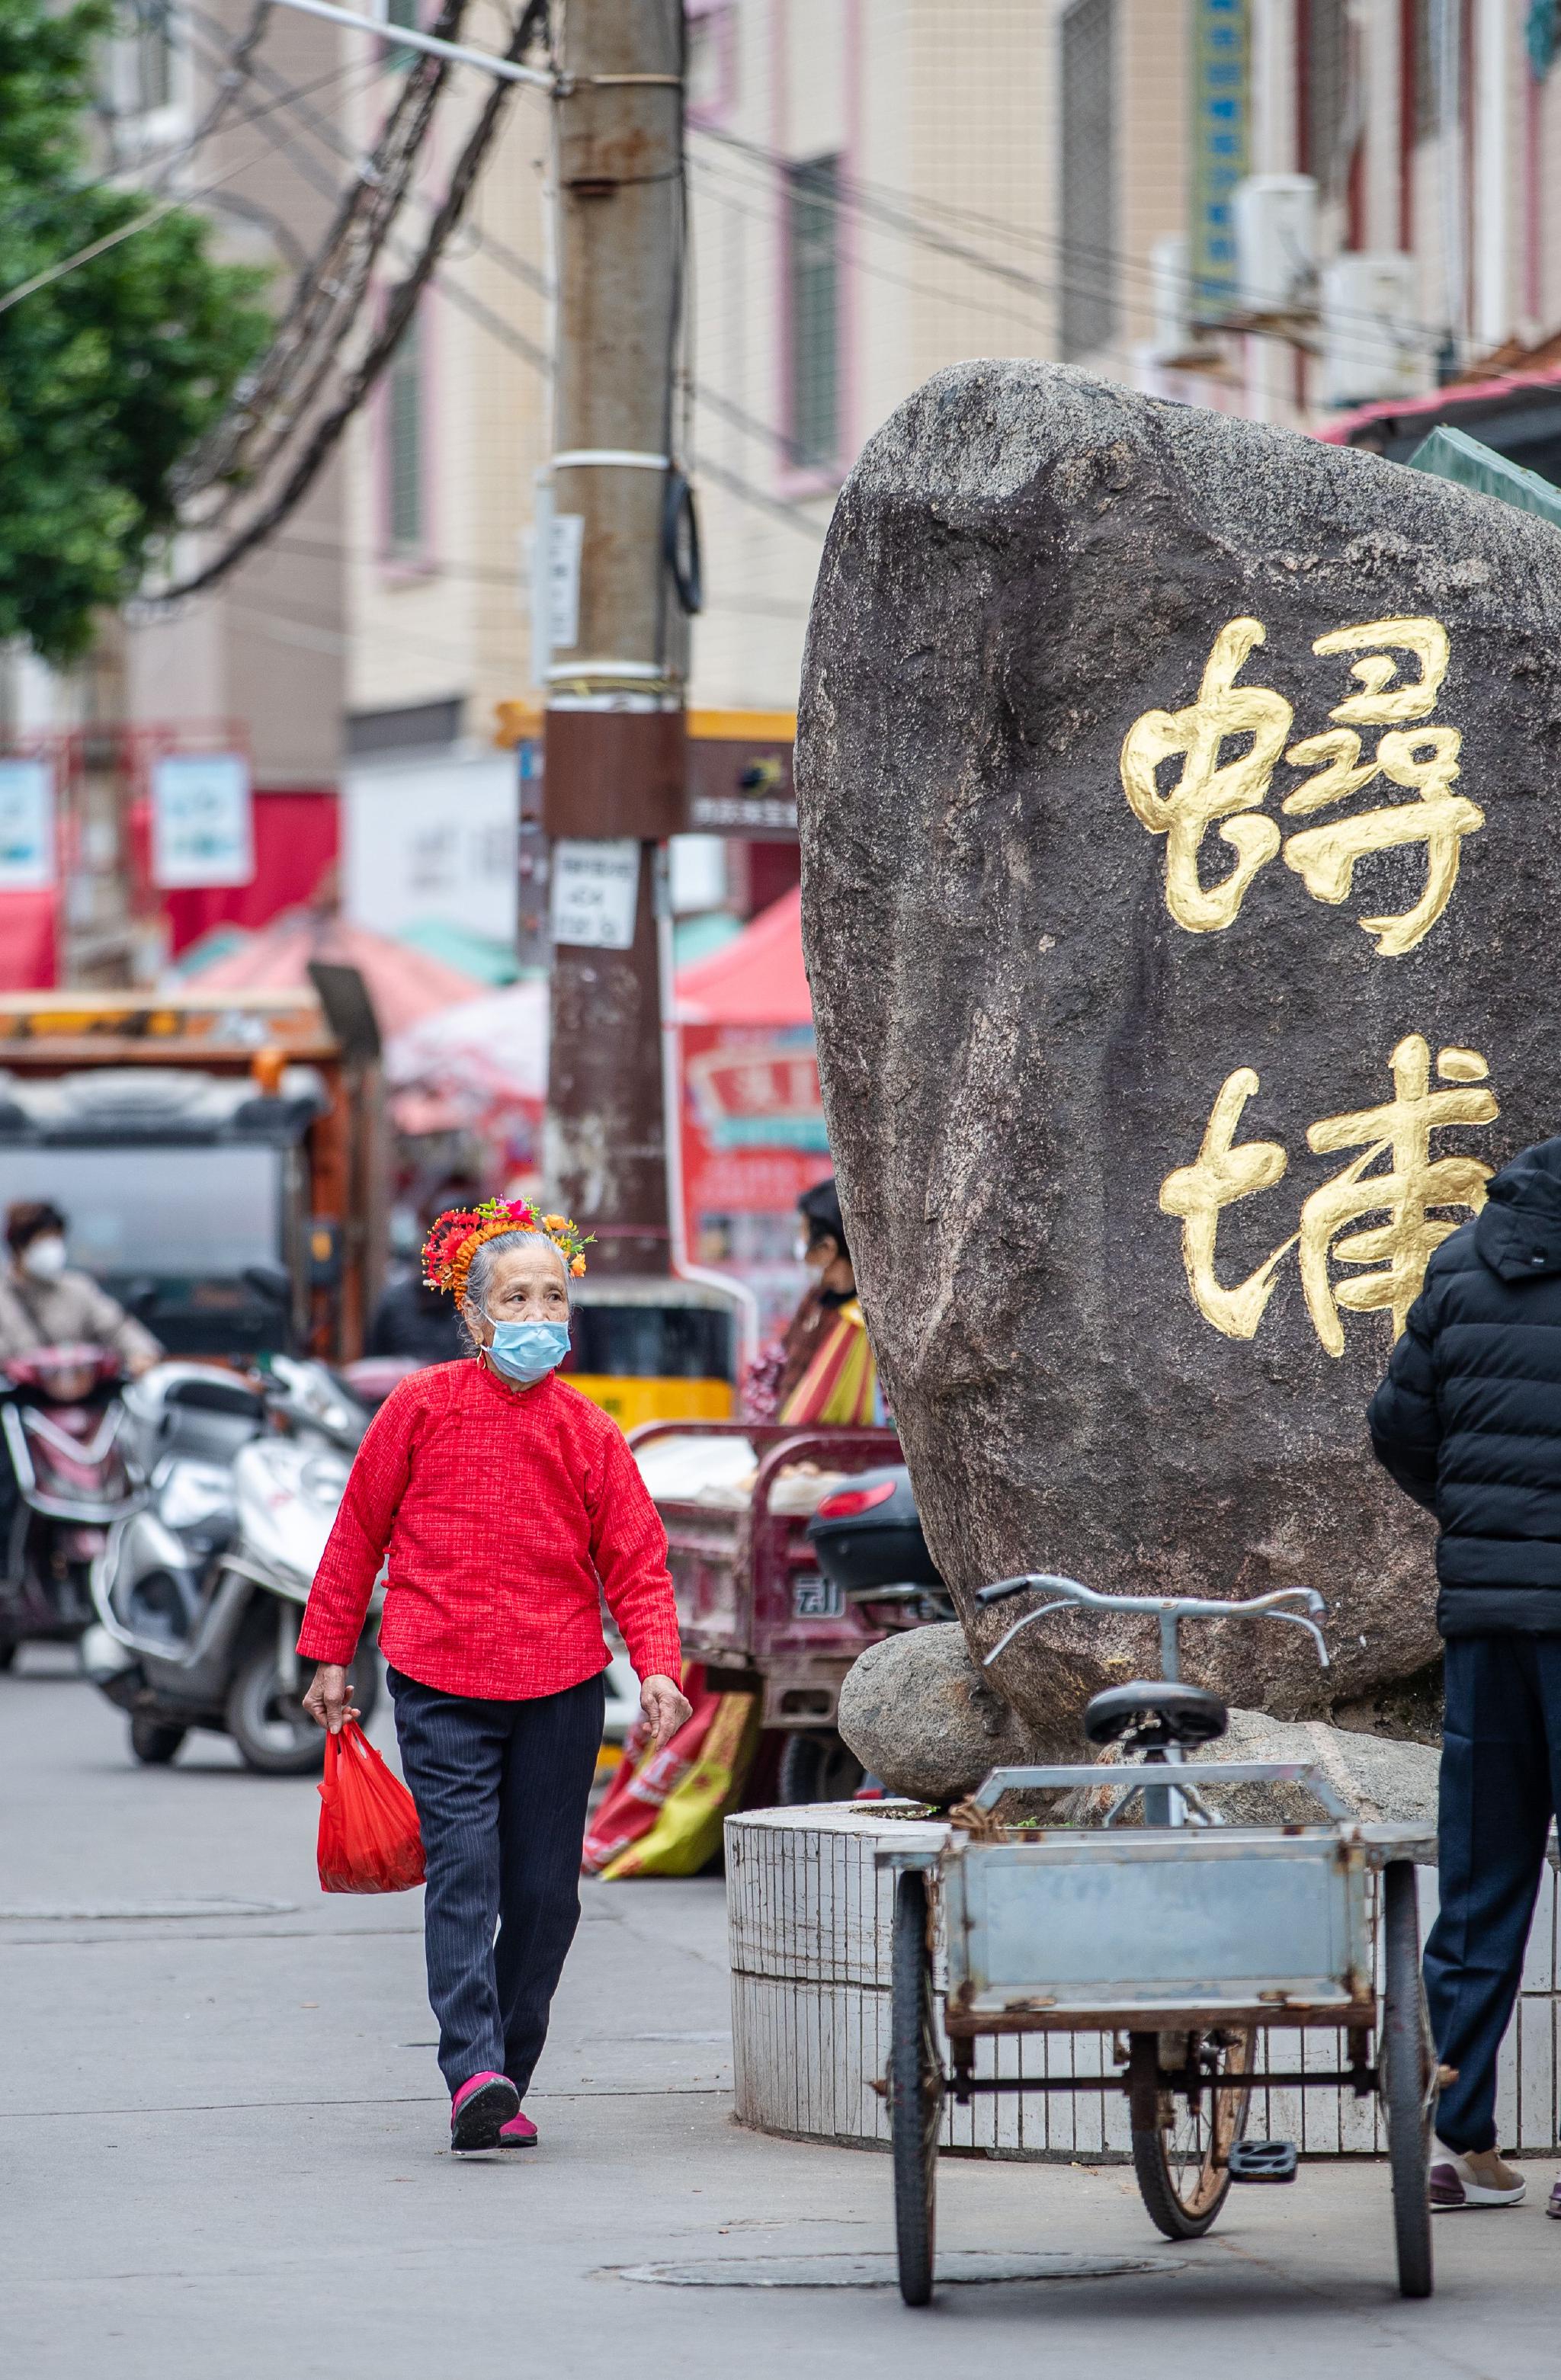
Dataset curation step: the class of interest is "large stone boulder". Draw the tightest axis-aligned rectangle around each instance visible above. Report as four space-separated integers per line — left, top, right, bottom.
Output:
837 1622 1056 1801
797 361 1561 1738
1059 1707 1441 1830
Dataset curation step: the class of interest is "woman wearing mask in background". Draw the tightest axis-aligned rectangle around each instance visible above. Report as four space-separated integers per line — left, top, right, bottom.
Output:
297 1197 691 2158
742 1177 880 1427
0 1200 162 1374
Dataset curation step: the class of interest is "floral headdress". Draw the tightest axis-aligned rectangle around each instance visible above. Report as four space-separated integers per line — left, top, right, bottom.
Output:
422 1196 592 1302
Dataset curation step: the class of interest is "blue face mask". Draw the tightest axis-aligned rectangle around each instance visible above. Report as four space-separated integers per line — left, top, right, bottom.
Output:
485 1316 571 1387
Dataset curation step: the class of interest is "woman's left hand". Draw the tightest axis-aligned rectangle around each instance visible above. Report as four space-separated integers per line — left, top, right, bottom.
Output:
640 1673 692 1751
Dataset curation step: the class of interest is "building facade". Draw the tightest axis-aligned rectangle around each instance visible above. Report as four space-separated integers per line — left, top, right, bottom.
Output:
683 0 1561 716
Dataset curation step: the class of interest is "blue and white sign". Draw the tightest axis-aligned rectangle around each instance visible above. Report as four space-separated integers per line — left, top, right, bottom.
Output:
0 759 56 890
151 752 255 889
1190 0 1248 320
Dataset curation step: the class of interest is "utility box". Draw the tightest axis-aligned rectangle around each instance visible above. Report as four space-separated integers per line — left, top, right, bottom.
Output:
1320 252 1422 405
1233 174 1317 313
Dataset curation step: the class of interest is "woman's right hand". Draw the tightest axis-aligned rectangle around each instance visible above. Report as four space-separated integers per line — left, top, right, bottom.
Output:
302 1663 360 1734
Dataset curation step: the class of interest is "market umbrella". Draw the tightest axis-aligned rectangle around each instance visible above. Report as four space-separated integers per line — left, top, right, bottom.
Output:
385 976 549 1116
176 905 482 1039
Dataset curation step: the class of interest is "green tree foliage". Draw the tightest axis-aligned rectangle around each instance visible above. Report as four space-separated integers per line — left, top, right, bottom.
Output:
0 0 271 661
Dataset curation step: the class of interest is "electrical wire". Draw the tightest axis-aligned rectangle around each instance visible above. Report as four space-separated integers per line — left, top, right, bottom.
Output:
152 0 552 602
692 121 1462 360
170 15 823 558
177 0 492 511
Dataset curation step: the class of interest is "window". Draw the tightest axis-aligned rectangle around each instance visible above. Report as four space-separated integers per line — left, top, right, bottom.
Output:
386 309 425 556
2 1146 282 1278
687 4 734 123
1059 0 1117 360
786 155 840 472
1301 0 1350 191
121 0 175 114
384 0 421 72
1411 0 1435 139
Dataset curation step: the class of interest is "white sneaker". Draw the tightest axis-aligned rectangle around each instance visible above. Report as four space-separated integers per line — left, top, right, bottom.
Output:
1428 2144 1527 2210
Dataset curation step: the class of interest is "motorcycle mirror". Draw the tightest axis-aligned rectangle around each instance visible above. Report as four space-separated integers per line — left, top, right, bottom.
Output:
242 1264 293 1305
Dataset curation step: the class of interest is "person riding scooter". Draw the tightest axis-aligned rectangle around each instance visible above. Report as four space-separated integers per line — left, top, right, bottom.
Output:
0 1204 161 1638
0 1203 162 1376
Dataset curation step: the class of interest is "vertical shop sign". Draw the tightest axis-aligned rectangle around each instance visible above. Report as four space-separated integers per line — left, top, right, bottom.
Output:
150 753 255 889
1190 0 1248 320
0 760 56 889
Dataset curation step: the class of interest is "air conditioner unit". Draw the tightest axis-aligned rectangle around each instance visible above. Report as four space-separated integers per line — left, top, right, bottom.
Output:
1150 232 1192 357
1319 253 1422 405
1233 175 1317 314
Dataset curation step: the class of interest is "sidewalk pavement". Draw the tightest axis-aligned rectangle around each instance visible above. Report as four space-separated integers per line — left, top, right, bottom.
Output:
2 1645 1556 2380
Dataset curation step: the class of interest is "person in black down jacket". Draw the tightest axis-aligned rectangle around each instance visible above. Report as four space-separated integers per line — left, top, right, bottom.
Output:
1370 1132 1561 2218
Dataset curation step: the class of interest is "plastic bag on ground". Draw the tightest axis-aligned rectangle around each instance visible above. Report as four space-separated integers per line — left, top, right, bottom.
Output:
316 1720 426 1893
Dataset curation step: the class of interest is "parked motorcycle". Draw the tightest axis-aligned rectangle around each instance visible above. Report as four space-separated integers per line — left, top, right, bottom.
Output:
783 1467 954 1803
0 1343 140 1667
80 1356 379 1773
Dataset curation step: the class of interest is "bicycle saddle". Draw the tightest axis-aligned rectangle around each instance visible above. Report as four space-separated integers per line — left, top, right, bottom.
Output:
1082 1680 1229 1751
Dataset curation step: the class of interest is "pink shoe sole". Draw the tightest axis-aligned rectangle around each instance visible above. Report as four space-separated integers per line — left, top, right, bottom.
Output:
498 2110 537 2149
450 2072 520 2155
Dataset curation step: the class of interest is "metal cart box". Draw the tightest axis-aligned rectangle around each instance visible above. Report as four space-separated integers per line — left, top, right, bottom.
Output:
944 1827 1372 2026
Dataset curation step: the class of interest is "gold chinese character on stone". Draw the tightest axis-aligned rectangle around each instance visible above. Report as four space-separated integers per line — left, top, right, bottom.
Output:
1122 613 1482 953
1282 619 1482 956
1119 617 1293 934
1299 1036 1498 1354
1160 1038 1499 1356
1158 1068 1297 1341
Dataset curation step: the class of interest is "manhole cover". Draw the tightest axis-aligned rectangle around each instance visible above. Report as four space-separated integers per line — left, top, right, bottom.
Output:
0 1896 296 1921
617 2250 1184 2289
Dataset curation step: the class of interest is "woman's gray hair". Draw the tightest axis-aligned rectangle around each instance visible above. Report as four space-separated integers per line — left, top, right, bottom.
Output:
460 1230 572 1346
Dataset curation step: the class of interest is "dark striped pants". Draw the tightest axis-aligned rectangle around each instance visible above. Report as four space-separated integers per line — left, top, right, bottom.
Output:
387 1664 606 2098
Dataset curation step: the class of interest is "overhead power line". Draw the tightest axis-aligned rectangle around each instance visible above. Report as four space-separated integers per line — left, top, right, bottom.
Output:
259 0 552 88
154 0 553 601
178 0 492 512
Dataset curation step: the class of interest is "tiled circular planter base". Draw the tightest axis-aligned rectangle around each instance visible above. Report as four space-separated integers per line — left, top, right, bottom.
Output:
726 1804 1561 2159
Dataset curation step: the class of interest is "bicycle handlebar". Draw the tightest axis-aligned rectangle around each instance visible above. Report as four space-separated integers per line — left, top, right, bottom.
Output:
975 1572 1324 1621
974 1572 1329 1674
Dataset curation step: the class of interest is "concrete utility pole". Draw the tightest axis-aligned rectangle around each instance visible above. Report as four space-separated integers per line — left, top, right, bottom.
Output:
543 0 688 1277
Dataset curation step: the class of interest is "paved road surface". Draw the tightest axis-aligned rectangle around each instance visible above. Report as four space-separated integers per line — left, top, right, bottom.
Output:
2 1646 1555 2379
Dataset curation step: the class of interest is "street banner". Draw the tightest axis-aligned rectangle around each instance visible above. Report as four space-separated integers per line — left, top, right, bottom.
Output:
150 752 255 889
1190 0 1248 321
678 1020 832 1337
0 759 55 889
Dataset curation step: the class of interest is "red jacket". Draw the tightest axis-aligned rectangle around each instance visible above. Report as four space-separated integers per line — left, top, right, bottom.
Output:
296 1360 681 1700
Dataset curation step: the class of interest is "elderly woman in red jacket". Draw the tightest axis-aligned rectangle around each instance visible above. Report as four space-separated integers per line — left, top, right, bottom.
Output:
299 1199 690 2158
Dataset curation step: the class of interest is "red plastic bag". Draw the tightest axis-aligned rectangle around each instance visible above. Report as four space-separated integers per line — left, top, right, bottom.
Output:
316 1721 426 1894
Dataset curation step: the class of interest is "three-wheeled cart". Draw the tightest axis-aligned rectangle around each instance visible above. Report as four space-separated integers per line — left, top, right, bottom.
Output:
629 1419 915 1800
880 1575 1437 2305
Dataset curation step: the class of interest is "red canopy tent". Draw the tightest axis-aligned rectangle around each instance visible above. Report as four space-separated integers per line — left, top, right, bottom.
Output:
675 884 811 1026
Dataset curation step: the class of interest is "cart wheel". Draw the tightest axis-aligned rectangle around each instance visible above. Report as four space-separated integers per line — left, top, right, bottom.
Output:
888 1869 943 2306
1380 1860 1434 2300
1130 2027 1252 2241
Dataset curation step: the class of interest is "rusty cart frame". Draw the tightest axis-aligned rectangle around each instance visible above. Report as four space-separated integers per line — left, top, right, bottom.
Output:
628 1420 906 1734
877 1575 1437 2306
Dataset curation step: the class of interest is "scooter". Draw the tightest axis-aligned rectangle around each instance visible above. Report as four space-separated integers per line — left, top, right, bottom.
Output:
80 1356 380 1773
0 1343 140 1667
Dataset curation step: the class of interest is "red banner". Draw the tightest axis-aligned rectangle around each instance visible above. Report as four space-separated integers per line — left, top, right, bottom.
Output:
678 1020 831 1336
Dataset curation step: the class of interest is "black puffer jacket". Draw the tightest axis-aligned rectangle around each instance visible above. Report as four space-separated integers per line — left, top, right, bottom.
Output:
1370 1134 1561 1635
